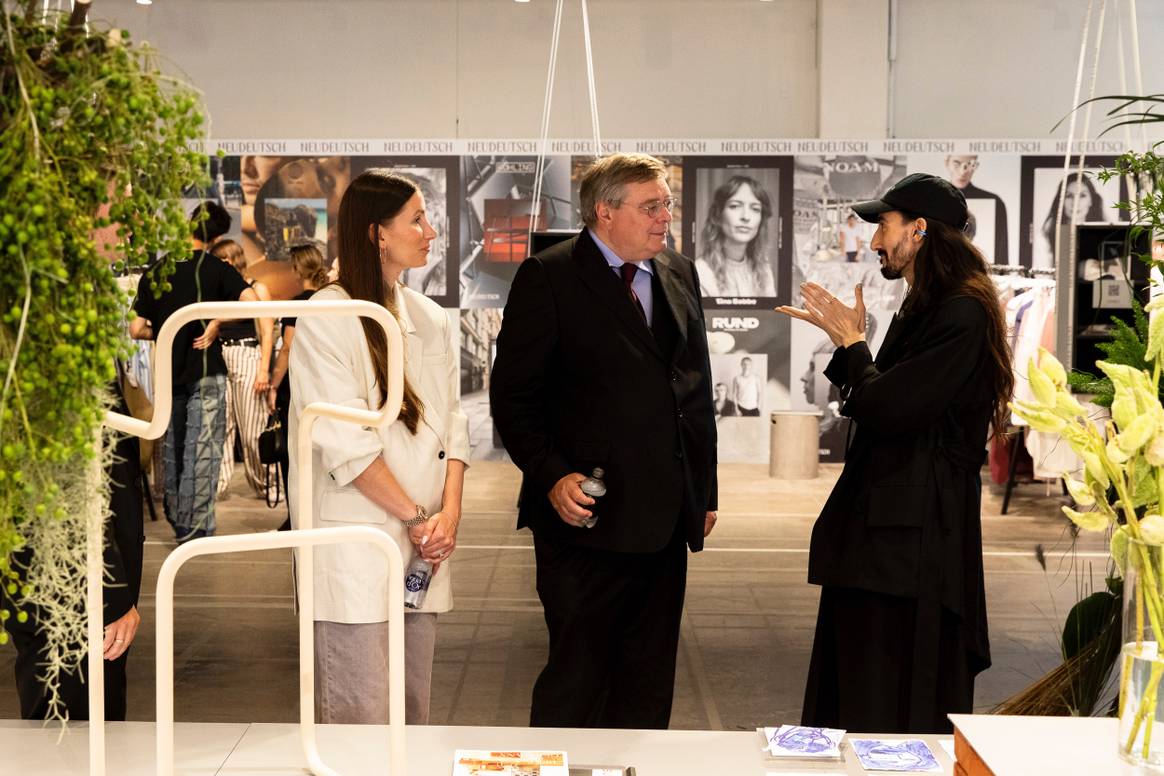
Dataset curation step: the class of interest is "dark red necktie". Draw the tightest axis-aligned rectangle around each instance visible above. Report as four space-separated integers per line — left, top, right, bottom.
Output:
620 263 647 321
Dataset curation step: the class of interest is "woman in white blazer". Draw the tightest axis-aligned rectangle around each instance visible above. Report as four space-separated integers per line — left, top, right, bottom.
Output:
288 169 469 724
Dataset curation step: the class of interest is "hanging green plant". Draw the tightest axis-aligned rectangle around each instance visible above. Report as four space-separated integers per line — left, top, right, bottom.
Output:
0 1 207 716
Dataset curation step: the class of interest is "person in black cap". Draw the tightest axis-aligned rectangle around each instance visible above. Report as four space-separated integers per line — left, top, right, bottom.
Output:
777 173 1014 733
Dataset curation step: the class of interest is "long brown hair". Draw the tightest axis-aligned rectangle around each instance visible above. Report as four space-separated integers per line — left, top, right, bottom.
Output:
335 169 424 435
289 241 329 289
209 238 247 275
699 175 774 293
900 215 1014 438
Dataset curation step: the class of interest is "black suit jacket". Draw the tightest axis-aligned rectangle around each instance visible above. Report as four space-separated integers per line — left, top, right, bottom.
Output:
490 230 718 554
807 295 994 665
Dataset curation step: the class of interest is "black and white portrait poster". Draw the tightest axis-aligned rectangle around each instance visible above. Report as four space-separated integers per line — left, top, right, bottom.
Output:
459 155 572 308
459 308 508 462
1020 156 1127 269
704 311 791 463
352 156 460 307
683 157 794 307
907 153 1020 266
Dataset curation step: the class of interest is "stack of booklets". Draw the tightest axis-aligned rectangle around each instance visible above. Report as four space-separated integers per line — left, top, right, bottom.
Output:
759 725 846 770
453 749 569 775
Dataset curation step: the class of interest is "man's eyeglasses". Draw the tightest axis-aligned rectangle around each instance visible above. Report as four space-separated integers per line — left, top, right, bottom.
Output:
616 197 678 219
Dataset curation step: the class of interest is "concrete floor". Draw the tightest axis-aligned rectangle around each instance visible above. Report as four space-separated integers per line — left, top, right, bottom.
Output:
0 462 1105 729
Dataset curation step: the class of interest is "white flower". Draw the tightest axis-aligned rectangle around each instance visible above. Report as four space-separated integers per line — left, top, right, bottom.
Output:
1140 514 1164 545
1063 475 1095 506
1028 358 1057 406
1038 347 1068 388
1118 414 1158 455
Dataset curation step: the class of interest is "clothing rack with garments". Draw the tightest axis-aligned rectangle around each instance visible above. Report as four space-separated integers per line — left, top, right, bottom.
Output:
990 267 1062 514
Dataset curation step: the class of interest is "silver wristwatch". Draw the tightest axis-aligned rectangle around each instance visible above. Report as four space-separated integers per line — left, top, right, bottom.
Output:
403 504 429 528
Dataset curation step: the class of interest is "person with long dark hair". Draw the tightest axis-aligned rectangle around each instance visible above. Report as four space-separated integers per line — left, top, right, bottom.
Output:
288 169 469 724
777 173 1013 733
1036 171 1105 268
695 174 777 297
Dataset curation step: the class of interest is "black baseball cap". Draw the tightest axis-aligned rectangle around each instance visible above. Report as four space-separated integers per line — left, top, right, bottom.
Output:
851 173 968 230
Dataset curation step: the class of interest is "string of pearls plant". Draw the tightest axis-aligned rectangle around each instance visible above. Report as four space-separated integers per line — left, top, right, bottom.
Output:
1 1 206 717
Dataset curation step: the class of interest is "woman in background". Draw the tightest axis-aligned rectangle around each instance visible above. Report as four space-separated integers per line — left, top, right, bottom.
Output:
209 239 274 498
695 175 777 297
268 241 328 527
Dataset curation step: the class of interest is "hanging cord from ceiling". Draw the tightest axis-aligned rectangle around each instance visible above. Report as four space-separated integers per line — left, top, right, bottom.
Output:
530 0 603 249
1053 0 1101 272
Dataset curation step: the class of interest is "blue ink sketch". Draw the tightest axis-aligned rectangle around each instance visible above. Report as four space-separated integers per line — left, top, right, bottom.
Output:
773 726 835 754
851 738 940 772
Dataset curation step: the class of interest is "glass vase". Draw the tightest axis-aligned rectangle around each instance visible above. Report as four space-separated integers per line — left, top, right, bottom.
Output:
1119 538 1164 770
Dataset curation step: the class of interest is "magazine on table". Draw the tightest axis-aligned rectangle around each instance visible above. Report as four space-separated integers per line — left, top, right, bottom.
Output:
849 739 942 773
453 749 568 776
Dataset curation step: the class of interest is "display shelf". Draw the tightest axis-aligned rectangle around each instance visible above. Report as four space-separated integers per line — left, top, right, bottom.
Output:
1055 222 1150 378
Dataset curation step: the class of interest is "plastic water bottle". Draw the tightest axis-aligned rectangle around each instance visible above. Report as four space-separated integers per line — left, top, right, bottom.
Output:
403 557 433 609
578 467 606 529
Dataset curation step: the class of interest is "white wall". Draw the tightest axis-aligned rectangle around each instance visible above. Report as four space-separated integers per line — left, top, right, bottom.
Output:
817 0 888 137
91 0 1163 139
96 0 818 139
894 0 1164 139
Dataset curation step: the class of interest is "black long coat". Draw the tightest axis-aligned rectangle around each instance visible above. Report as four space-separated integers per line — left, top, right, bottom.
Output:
808 294 994 670
489 229 718 554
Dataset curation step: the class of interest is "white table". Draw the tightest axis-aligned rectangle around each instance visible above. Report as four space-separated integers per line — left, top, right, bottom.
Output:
950 714 1138 776
0 720 959 775
0 720 248 775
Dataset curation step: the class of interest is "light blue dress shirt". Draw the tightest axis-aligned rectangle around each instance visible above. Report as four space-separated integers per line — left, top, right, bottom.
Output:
588 229 655 325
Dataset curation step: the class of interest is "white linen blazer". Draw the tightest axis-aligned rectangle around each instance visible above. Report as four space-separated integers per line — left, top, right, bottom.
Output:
288 283 469 623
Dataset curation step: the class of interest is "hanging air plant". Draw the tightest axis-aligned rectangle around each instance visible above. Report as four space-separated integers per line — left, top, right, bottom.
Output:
0 1 206 717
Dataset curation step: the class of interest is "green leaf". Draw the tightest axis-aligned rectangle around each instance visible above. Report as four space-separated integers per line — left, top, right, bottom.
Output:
1062 590 1120 660
1063 505 1112 532
1132 462 1159 508
1149 307 1164 365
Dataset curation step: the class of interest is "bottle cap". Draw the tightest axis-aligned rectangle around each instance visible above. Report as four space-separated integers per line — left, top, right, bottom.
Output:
591 467 604 478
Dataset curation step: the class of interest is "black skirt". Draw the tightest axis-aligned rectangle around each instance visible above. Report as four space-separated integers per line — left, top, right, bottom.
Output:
801 585 983 733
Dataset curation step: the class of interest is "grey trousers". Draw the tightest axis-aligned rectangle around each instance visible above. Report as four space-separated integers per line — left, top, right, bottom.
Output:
314 614 437 724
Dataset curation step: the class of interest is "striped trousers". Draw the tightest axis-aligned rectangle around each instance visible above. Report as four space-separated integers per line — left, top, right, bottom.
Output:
219 342 269 497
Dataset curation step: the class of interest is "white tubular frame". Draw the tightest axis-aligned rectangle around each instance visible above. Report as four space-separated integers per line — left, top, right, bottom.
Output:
90 299 405 776
154 526 406 776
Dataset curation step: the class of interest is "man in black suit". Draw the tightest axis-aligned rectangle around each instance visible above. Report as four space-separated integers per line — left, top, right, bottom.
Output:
3 380 144 719
778 173 1012 733
490 153 718 729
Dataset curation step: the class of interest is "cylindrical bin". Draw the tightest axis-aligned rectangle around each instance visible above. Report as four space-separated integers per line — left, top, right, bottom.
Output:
769 410 822 480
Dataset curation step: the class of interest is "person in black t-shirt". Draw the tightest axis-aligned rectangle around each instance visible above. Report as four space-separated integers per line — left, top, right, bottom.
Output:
129 202 257 542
